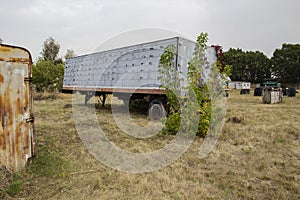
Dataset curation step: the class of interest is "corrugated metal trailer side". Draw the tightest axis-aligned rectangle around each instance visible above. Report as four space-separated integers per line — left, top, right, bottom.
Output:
63 37 181 94
63 37 216 97
0 44 35 171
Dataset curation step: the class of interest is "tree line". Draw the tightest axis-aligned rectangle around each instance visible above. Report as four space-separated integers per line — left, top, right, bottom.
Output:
223 44 300 85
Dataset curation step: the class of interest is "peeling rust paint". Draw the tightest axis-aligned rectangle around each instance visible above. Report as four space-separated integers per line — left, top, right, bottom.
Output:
0 46 11 52
0 44 34 172
8 57 31 64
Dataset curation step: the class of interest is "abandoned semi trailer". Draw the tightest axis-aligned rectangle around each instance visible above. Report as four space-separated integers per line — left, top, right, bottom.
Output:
62 37 217 117
0 44 35 171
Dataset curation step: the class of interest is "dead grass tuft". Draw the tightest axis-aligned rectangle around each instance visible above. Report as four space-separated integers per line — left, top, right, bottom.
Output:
0 167 12 198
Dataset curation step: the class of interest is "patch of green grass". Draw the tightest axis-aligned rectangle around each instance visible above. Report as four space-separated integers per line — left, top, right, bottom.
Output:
173 191 180 200
244 146 252 154
223 187 231 197
277 137 286 143
27 144 70 178
4 173 23 196
5 180 22 196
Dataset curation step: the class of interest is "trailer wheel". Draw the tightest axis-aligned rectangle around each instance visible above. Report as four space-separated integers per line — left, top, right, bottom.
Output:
148 99 166 121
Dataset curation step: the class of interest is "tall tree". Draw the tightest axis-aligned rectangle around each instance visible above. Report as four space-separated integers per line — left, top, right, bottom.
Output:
64 49 76 60
41 37 61 63
0 37 2 44
271 44 300 84
223 48 244 81
223 48 271 83
33 37 64 92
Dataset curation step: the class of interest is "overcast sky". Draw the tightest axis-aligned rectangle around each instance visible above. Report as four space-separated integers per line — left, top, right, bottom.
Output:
1 0 299 61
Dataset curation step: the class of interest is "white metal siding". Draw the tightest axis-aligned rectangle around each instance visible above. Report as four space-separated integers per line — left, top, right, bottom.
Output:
63 37 217 92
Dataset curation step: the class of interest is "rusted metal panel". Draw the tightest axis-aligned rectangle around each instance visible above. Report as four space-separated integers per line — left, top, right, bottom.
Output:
0 44 35 172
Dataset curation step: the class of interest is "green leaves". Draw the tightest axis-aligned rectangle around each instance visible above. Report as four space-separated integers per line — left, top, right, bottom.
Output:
223 48 271 83
158 33 230 137
41 37 61 63
223 44 300 84
64 49 76 60
33 37 66 92
271 44 300 83
158 44 182 111
196 33 208 48
158 44 182 135
32 59 64 92
185 33 212 137
158 33 217 137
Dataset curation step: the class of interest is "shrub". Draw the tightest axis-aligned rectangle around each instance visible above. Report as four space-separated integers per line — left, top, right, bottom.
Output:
159 33 229 137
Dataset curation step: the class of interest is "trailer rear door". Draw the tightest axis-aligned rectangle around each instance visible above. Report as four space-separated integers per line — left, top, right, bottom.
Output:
0 44 35 171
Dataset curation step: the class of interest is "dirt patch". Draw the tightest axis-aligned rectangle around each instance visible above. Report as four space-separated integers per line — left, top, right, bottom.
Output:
63 103 72 109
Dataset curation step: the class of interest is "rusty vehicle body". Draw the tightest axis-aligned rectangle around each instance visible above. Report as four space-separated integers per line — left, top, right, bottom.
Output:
0 44 35 171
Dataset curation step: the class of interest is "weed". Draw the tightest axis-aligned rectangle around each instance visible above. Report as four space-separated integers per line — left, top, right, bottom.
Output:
27 144 70 178
4 180 22 196
173 191 180 200
224 188 231 196
277 137 286 143
4 173 23 197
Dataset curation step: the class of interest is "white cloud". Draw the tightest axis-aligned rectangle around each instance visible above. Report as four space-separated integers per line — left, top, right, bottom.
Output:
23 0 103 17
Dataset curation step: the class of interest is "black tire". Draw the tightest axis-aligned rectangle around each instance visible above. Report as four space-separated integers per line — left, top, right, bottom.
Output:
148 99 166 121
240 89 250 94
254 88 262 96
288 88 296 97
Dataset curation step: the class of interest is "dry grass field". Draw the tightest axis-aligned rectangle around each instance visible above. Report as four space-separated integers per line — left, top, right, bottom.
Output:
1 90 299 200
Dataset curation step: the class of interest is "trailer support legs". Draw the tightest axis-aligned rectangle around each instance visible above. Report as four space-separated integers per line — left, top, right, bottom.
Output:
98 93 108 107
85 92 94 105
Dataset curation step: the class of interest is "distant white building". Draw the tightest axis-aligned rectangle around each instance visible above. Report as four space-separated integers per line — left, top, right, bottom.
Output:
228 81 251 90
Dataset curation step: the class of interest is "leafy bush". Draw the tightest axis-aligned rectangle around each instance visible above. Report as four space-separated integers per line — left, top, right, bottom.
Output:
32 59 64 92
161 112 181 135
32 37 65 92
158 33 229 137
